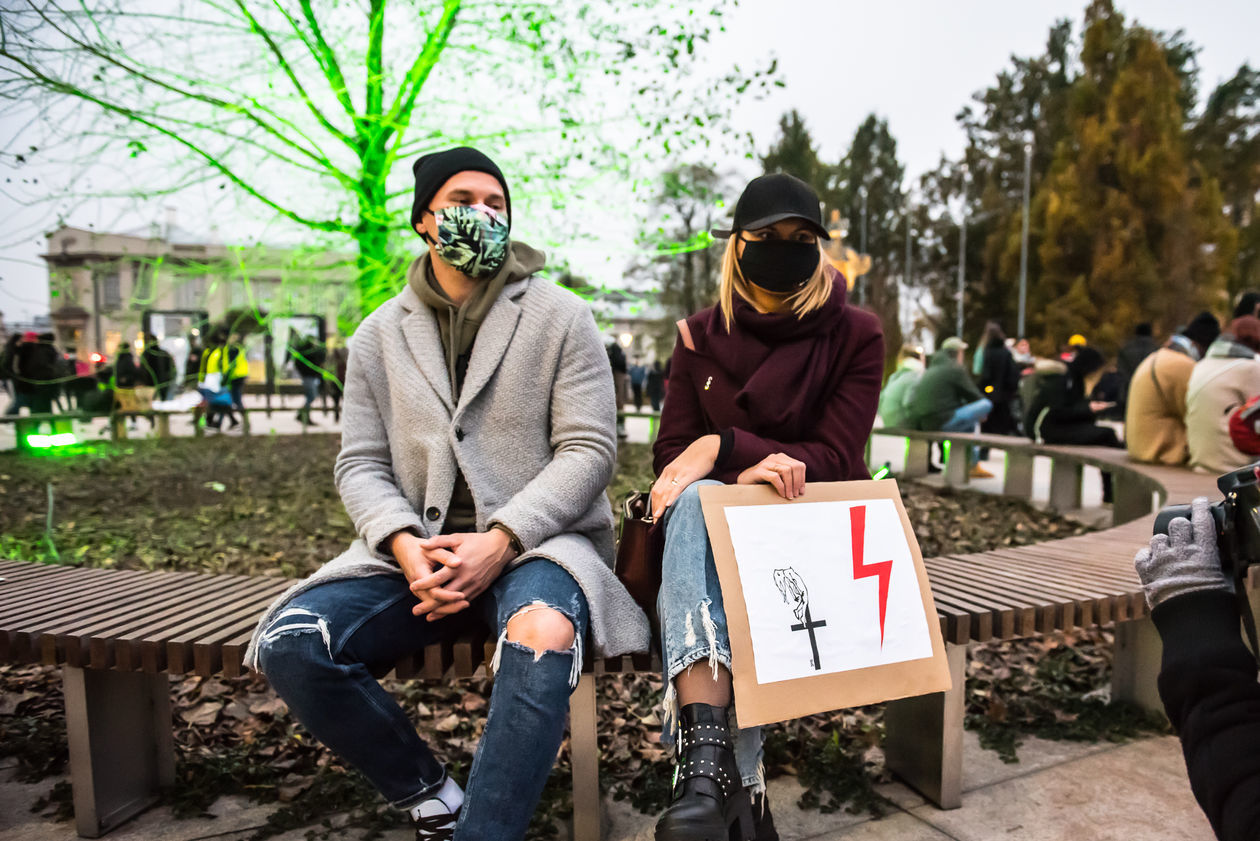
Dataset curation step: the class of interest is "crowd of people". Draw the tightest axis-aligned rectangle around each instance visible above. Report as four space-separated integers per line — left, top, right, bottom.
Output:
1 327 348 435
5 144 1253 841
876 295 1260 486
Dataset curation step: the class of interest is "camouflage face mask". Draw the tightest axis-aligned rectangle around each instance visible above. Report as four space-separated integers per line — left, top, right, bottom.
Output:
431 204 510 279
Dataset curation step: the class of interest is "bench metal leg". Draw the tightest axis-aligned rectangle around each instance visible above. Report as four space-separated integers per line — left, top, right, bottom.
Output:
883 643 966 809
156 414 171 439
1112 617 1164 715
903 438 931 478
570 672 601 841
944 441 970 487
63 666 175 837
1003 451 1034 499
1112 479 1154 526
1048 460 1083 512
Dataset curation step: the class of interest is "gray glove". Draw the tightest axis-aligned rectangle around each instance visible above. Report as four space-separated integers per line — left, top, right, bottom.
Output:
1134 496 1234 609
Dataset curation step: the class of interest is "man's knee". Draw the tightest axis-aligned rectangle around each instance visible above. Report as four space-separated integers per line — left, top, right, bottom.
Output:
257 607 332 680
505 604 576 654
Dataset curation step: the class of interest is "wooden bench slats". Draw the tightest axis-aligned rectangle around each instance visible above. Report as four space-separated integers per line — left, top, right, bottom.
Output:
0 567 160 619
937 554 1105 629
966 549 1133 625
925 560 1065 633
157 580 292 674
920 563 1039 637
185 587 297 676
951 548 1140 597
923 590 997 642
7 572 219 663
51 575 265 669
100 577 282 672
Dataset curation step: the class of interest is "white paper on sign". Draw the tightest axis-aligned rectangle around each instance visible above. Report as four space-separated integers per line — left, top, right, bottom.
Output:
722 499 933 685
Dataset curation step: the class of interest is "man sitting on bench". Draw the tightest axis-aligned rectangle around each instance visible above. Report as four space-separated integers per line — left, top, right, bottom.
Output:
244 147 648 841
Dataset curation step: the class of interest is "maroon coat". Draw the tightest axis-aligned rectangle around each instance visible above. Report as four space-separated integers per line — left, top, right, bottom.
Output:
653 273 884 484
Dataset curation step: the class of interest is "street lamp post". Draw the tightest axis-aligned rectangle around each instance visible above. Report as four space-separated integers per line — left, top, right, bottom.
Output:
1017 138 1032 339
858 187 868 306
956 165 969 338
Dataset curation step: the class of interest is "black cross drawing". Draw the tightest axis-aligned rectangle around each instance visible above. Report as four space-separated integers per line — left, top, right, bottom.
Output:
790 605 828 670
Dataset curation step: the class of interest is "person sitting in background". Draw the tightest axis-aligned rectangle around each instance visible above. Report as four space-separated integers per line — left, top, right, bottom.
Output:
907 337 993 477
1024 346 1117 446
1186 317 1260 475
139 333 176 401
1126 311 1221 465
1024 345 1121 503
878 345 924 429
1116 323 1159 413
978 321 1021 436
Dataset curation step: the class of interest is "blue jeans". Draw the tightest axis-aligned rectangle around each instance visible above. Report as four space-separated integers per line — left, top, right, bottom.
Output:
657 479 764 791
257 558 589 841
300 373 321 411
940 398 992 432
940 398 992 465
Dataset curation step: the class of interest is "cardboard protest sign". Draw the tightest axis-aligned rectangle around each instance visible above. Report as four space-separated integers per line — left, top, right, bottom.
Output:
699 479 951 727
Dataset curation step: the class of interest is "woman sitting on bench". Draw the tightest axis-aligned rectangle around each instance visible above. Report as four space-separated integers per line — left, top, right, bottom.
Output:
648 173 884 841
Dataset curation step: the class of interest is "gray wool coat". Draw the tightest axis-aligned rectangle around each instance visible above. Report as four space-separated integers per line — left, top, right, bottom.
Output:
244 249 650 668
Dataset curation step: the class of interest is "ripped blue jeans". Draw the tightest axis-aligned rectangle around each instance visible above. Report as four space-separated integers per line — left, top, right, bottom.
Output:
257 558 589 841
658 479 763 791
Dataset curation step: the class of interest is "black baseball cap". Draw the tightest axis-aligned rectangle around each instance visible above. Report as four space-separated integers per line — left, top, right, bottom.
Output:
711 173 830 240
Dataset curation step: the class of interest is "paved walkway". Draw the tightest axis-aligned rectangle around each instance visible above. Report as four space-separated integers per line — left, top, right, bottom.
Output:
0 730 1214 840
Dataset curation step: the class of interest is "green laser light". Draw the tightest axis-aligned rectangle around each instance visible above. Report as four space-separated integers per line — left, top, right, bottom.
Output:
26 433 78 449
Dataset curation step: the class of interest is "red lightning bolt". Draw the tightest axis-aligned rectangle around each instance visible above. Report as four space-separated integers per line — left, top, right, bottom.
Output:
850 504 894 646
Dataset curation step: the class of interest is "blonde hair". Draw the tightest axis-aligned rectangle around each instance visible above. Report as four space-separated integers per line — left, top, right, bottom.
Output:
717 235 834 332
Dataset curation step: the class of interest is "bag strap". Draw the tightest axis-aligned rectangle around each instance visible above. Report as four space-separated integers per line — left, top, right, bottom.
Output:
676 319 695 352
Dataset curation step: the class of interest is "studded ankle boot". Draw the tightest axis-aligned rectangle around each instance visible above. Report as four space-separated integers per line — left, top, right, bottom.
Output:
654 703 754 841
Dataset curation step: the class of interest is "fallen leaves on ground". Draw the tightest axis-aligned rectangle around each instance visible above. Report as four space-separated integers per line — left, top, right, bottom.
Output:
0 435 1155 840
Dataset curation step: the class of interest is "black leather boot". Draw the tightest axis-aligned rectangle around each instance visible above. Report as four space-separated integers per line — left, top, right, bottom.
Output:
655 703 754 841
750 790 779 841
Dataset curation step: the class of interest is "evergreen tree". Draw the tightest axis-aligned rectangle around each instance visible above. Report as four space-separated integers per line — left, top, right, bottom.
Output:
1192 64 1260 294
761 110 837 207
1030 0 1235 353
834 115 906 363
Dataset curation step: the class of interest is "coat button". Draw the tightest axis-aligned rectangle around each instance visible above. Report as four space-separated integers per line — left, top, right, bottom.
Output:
425 507 441 521
455 427 464 441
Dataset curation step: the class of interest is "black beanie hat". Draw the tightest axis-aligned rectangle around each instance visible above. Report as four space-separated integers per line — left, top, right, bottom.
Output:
1182 311 1221 349
410 146 510 235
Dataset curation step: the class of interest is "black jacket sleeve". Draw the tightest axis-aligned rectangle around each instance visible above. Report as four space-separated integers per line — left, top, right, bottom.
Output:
1153 589 1260 841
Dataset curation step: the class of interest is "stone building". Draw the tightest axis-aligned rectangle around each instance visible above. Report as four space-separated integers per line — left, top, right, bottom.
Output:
42 225 354 361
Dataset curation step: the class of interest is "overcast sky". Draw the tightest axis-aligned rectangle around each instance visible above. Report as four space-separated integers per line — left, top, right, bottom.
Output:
1 0 1257 323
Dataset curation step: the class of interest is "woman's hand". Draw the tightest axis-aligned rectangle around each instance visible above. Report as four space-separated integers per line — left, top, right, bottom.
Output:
737 452 807 499
650 434 721 518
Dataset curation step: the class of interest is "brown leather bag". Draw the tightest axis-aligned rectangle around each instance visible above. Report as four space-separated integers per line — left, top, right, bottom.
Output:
614 491 659 617
614 318 693 617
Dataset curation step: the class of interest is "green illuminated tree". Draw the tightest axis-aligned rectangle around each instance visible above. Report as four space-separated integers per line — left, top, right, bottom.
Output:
0 0 773 324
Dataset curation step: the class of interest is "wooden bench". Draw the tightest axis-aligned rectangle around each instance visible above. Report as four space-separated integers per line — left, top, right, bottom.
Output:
872 427 1256 808
0 430 1235 837
0 559 644 839
2 403 341 449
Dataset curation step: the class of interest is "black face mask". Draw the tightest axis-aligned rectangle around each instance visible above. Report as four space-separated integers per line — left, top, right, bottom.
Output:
736 239 820 294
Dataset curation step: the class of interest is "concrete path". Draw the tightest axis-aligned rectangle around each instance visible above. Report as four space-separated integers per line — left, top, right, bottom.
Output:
0 730 1214 840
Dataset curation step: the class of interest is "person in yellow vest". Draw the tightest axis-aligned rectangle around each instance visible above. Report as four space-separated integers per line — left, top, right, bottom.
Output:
198 327 241 431
1125 313 1220 465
